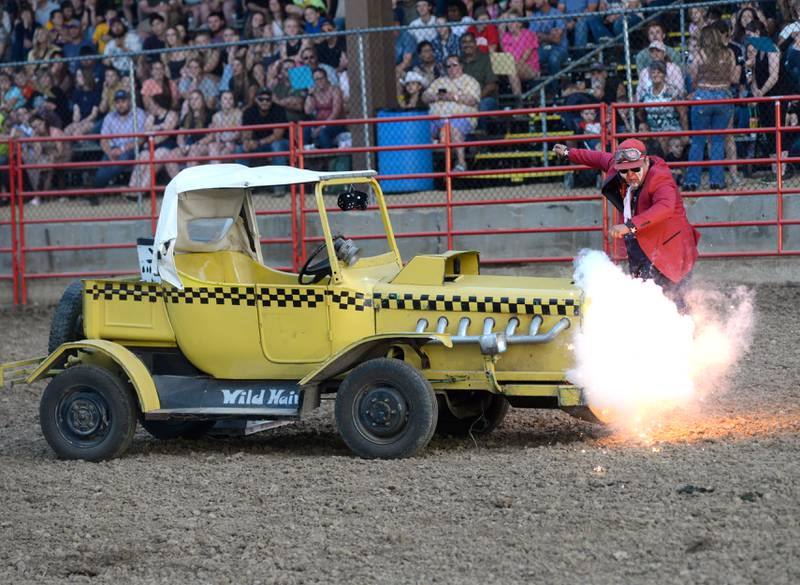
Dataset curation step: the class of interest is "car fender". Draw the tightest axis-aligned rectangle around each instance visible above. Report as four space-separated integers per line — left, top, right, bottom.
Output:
27 339 160 412
300 333 452 387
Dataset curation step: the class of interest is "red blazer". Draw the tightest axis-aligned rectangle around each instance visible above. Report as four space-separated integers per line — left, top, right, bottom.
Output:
569 148 700 283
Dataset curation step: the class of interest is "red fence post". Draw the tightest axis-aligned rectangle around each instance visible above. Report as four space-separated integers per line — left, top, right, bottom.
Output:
600 104 609 256
775 100 783 254
8 139 19 305
148 136 157 234
15 141 27 304
297 123 307 267
289 123 299 271
444 121 454 251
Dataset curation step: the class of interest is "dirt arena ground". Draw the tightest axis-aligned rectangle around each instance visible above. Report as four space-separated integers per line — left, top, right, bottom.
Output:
1 283 799 585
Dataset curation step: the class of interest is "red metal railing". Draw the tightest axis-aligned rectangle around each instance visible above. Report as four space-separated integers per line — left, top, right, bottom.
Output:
2 98 798 304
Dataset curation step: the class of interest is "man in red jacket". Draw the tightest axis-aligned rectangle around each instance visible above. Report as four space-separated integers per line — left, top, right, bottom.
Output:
553 138 700 306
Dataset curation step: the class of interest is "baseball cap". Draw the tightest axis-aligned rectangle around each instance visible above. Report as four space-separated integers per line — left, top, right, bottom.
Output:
648 40 667 52
256 87 272 97
589 61 605 72
614 139 647 170
114 89 129 100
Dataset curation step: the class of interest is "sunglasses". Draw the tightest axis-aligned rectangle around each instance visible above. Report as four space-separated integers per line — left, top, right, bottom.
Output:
622 167 642 175
256 95 271 101
614 147 644 164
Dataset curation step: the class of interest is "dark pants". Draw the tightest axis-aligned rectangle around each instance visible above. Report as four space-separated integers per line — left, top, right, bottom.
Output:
625 234 691 312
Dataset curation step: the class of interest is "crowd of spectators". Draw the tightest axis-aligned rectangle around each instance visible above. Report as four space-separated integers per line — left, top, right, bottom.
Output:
1 0 800 200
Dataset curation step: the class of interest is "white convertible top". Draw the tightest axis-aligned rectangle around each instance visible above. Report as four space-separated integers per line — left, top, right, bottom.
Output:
153 165 377 288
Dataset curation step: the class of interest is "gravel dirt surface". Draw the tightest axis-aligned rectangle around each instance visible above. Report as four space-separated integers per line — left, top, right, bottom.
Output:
1 284 799 585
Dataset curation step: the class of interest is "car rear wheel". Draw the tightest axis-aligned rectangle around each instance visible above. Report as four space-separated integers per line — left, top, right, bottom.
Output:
436 391 509 436
48 280 85 353
39 365 138 461
140 419 216 440
335 358 437 459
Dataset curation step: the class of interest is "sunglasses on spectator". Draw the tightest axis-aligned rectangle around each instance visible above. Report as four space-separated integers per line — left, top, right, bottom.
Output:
622 167 642 175
614 147 644 164
256 95 271 101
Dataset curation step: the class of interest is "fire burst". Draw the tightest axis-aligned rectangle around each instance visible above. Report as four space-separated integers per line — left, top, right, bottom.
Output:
567 250 754 436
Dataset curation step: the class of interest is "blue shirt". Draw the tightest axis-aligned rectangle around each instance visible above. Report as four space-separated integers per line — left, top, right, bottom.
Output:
529 10 568 49
562 0 596 16
395 30 419 66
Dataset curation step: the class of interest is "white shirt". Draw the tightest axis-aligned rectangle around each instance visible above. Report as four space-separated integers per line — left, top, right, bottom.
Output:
623 185 633 222
409 16 438 44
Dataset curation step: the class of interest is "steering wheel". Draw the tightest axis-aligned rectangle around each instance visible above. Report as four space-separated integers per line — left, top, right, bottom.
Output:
298 241 333 284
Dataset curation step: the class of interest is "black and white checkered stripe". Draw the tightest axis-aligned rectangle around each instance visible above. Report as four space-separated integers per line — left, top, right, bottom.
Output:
372 293 579 316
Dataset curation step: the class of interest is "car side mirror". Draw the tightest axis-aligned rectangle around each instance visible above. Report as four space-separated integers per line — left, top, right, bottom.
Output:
337 190 369 211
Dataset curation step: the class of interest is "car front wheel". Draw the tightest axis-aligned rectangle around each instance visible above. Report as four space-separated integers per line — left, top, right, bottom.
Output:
39 365 138 461
335 358 437 459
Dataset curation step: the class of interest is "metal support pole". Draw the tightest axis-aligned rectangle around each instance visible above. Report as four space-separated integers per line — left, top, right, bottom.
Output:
444 122 453 251
356 34 372 169
128 56 143 212
775 100 784 253
540 88 549 168
622 15 635 132
679 7 687 67
8 140 19 304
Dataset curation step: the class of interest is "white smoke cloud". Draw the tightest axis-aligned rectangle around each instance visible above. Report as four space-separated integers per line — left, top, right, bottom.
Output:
567 250 754 431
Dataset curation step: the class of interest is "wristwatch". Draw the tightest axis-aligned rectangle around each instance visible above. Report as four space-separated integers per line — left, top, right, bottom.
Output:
625 220 637 234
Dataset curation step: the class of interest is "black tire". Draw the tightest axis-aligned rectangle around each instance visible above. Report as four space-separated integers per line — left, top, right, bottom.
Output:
39 365 138 461
140 419 215 440
48 280 85 353
436 391 509 437
335 358 437 459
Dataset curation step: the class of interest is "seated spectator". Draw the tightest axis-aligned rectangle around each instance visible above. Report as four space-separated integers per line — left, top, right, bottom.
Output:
501 12 540 97
32 70 70 128
138 0 183 29
27 27 59 72
300 46 338 86
446 0 474 37
413 40 445 87
92 90 145 199
218 27 248 85
10 6 36 63
61 20 91 62
99 67 125 116
0 72 23 114
246 61 268 105
409 0 438 45
577 107 601 149
422 55 480 171
683 26 738 191
162 26 191 79
732 5 769 46
206 11 226 43
267 0 289 37
529 0 568 79
635 22 679 76
188 0 236 30
243 11 266 40
240 87 290 166
35 0 60 28
602 0 642 38
270 59 306 121
14 69 36 105
46 9 67 46
303 5 327 36
432 16 461 65
483 0 501 20
142 14 167 58
246 20 281 73
279 16 310 62
191 31 223 82
635 40 685 100
467 7 500 53
226 58 250 107
128 93 179 195
317 20 347 73
103 18 142 74
303 68 346 150
64 68 102 135
399 70 428 109
637 61 688 159
50 51 74 96
23 114 71 201
207 90 243 162
141 60 179 111
166 89 212 177
559 0 610 50
395 8 418 79
460 32 498 112
178 57 219 110
91 7 117 54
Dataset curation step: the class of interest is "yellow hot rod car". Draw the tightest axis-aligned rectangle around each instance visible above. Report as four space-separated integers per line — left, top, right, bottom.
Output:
1 164 589 460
